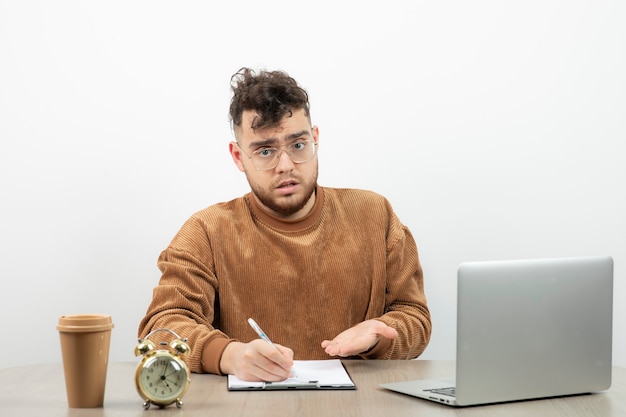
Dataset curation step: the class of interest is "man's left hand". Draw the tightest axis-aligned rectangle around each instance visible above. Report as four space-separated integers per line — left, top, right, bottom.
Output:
321 320 398 357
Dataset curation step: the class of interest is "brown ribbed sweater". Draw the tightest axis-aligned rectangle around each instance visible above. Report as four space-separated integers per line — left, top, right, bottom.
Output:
138 186 431 374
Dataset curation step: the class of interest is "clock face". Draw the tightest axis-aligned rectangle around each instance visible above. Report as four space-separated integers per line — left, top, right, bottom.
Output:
137 352 189 404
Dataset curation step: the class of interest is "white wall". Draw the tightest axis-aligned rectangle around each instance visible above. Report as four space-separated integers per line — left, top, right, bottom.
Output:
1 1 624 369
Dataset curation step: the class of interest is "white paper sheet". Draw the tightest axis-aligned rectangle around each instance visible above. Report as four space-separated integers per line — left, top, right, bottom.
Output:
227 359 356 390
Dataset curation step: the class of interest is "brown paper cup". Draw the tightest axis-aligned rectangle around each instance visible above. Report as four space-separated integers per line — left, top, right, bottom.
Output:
57 314 114 408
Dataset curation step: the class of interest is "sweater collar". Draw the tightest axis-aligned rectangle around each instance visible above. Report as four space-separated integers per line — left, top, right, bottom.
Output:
246 186 325 232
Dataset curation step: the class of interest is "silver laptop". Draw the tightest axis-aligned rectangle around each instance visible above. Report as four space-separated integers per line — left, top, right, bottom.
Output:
380 256 613 407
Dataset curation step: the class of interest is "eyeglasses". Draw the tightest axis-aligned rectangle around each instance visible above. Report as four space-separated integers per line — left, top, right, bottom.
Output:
237 139 318 171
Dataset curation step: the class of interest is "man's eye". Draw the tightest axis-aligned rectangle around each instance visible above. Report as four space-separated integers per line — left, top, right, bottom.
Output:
256 148 276 158
292 142 306 151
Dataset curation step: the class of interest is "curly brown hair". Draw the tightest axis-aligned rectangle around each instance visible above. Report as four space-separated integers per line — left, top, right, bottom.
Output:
229 67 311 131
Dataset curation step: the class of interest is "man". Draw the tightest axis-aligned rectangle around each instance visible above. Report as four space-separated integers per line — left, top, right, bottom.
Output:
138 68 431 382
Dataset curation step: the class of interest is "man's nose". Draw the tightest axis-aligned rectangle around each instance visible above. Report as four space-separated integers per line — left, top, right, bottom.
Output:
274 149 295 172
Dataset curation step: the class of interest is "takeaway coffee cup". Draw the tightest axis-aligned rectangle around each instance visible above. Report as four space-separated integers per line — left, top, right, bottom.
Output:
57 314 114 408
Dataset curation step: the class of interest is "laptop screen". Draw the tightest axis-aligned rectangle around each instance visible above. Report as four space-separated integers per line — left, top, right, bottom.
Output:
455 256 613 405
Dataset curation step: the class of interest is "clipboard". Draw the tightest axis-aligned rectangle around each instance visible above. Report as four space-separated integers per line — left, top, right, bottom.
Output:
227 359 356 391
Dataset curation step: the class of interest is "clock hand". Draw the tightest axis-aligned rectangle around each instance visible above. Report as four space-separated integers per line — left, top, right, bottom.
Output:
158 362 173 388
161 361 170 378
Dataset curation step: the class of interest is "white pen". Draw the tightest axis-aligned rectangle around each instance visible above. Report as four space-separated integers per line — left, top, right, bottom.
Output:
247 318 297 378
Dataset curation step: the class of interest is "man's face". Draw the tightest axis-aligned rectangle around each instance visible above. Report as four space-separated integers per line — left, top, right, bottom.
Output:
230 108 319 219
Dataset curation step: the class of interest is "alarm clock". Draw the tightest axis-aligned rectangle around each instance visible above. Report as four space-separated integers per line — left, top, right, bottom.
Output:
134 328 191 409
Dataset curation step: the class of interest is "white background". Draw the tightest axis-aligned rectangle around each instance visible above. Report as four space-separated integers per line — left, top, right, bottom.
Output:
1 0 624 370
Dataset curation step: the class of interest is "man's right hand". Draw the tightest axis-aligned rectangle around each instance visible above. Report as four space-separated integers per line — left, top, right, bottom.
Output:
219 340 294 382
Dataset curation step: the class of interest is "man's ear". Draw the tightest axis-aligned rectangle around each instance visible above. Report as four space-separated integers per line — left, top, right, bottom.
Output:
229 141 246 172
312 125 320 145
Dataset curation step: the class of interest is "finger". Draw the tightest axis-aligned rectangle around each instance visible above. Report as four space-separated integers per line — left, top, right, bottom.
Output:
379 325 398 340
247 355 293 381
274 344 294 360
254 364 292 381
238 341 293 381
258 344 295 375
323 341 345 357
265 344 294 370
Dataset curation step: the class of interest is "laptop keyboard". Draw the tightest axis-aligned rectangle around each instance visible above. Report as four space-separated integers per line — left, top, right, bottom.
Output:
425 387 456 397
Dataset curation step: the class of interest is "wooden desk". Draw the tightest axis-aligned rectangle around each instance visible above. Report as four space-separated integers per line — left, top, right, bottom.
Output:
2 360 625 416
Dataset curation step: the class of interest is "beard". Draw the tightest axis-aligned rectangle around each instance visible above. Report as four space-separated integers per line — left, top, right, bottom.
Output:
246 168 318 217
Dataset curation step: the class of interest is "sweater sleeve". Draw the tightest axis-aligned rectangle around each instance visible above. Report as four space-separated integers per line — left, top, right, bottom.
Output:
360 203 432 360
137 217 234 374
